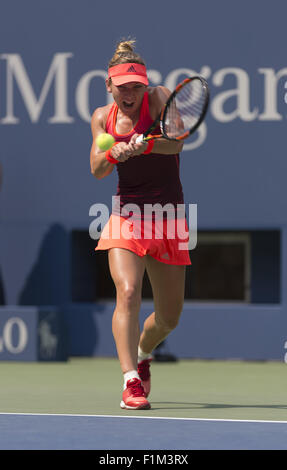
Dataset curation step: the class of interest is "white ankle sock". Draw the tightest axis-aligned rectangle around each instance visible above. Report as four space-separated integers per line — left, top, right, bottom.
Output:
138 345 152 363
123 370 140 389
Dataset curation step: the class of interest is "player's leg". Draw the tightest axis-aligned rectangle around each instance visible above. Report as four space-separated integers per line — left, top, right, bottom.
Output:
140 256 185 353
109 247 145 373
137 257 186 396
108 247 150 409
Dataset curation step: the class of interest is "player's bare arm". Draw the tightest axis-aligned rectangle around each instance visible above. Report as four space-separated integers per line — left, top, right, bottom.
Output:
90 106 147 178
90 106 116 179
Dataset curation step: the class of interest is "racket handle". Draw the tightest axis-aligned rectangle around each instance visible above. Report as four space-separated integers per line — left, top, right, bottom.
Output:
135 134 144 144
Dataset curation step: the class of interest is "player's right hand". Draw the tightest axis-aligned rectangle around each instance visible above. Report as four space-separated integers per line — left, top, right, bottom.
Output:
110 142 133 162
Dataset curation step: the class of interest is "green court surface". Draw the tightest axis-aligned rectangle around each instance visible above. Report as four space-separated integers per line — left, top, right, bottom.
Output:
0 358 287 421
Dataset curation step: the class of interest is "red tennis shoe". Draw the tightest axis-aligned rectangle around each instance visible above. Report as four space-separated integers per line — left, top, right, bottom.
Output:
137 358 152 397
120 378 151 410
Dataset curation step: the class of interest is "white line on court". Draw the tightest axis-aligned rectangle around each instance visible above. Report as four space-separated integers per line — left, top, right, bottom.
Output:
0 412 287 424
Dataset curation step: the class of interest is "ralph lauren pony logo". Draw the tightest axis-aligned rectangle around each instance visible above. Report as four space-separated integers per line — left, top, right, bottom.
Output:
127 65 137 73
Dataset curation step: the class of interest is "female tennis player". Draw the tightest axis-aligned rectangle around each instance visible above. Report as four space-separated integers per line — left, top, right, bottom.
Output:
90 39 191 410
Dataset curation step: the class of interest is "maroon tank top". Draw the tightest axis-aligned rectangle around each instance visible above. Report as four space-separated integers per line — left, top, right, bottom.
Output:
105 92 184 217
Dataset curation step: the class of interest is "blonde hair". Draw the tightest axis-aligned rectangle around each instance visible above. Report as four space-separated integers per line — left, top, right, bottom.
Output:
108 39 145 68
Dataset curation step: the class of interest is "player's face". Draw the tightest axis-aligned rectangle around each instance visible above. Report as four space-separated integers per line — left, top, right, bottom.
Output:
107 80 147 115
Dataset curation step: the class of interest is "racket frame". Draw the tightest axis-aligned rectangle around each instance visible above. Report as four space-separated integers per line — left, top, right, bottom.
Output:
141 76 209 143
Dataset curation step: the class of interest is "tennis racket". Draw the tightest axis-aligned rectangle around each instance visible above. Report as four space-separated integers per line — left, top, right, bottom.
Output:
136 76 209 143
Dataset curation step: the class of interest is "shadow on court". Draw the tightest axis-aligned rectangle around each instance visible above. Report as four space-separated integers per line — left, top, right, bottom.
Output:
150 402 287 411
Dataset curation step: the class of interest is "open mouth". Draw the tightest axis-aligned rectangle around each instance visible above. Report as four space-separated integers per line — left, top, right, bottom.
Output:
123 101 134 109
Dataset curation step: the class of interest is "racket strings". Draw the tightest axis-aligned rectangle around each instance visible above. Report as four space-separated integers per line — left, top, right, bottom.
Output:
164 79 207 138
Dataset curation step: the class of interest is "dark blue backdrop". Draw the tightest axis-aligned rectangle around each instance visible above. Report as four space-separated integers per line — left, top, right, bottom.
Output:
0 0 287 359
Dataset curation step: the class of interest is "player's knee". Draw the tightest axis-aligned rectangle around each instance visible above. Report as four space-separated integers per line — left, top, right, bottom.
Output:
116 281 142 307
156 313 180 332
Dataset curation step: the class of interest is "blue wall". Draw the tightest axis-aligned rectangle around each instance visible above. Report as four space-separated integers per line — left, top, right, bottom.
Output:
1 0 287 359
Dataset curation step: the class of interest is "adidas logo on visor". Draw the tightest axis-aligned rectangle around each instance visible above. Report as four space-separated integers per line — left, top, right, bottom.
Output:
127 65 137 73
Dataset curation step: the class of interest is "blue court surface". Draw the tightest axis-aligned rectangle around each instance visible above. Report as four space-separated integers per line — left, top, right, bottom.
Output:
1 413 287 450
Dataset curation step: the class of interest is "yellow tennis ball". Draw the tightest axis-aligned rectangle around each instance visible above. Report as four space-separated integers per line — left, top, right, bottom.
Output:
96 133 115 151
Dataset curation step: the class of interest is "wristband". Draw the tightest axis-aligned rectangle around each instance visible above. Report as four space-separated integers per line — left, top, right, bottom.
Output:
143 139 155 155
105 142 119 164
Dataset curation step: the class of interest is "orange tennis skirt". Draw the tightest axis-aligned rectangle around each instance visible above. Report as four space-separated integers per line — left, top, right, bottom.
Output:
95 214 191 265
